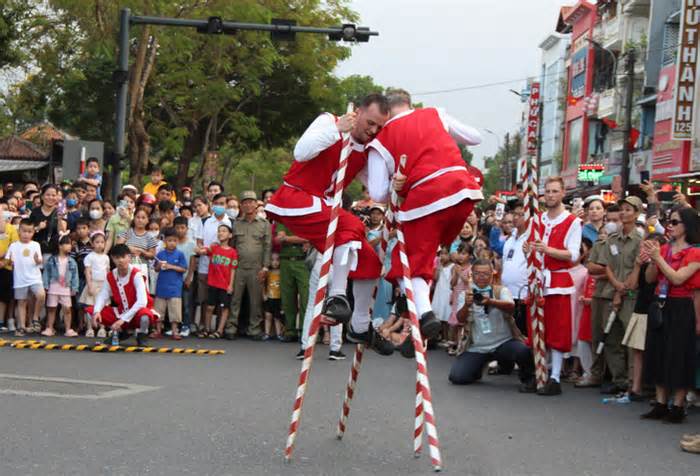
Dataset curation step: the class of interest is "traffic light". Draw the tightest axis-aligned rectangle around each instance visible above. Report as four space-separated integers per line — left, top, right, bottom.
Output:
197 17 224 34
329 24 368 42
271 18 297 41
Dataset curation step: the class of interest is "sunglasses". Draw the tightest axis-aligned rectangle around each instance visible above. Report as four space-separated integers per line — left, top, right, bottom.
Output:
668 219 682 226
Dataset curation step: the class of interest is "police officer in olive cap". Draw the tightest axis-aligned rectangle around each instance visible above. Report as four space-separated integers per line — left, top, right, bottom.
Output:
225 190 271 339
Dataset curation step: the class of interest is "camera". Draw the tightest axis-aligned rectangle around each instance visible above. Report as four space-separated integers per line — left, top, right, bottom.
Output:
473 293 484 304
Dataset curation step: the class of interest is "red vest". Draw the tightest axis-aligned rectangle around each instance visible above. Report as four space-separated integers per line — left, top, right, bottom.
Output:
539 212 577 294
370 108 482 220
107 267 152 313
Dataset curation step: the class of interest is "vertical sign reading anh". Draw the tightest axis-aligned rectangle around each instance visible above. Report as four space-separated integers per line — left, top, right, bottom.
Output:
527 82 541 155
672 0 700 140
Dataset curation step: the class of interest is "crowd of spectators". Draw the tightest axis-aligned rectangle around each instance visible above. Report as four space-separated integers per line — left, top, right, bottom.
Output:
0 163 699 448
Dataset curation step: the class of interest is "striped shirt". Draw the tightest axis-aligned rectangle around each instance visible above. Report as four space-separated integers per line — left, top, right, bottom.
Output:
117 228 158 265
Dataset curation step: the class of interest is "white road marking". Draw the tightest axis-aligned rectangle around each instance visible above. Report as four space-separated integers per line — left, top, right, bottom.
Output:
0 373 159 399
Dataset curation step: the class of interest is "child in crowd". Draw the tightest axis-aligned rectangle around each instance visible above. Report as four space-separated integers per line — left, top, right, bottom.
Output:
80 231 110 338
64 189 82 231
263 252 284 340
72 218 93 331
4 219 45 336
431 247 454 345
577 242 597 384
42 234 79 336
88 244 158 347
173 216 197 337
200 224 238 339
448 244 471 355
147 218 162 298
81 157 103 200
154 228 188 341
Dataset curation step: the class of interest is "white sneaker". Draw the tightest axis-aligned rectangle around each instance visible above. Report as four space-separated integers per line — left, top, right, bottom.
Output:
0 325 8 333
7 319 16 332
180 327 191 337
85 328 95 338
165 330 173 336
96 327 107 338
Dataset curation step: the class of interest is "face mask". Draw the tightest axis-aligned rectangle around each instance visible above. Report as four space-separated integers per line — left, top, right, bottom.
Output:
212 205 225 217
147 231 159 238
226 208 239 219
603 222 619 235
89 210 103 220
66 199 78 207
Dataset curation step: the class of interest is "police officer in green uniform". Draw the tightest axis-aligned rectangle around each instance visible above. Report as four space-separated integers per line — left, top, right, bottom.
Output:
597 196 642 394
276 223 310 341
226 191 271 339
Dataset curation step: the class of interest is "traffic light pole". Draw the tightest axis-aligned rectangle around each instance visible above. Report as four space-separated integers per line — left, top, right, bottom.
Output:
111 8 378 199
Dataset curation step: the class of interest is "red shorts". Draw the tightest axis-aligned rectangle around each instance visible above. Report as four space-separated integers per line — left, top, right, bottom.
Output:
266 199 381 280
386 198 474 283
85 306 158 330
527 294 572 352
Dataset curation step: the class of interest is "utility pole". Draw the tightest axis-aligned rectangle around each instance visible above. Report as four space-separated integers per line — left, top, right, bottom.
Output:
504 132 511 191
620 48 635 193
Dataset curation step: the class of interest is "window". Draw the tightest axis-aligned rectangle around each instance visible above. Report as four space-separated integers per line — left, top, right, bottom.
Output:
567 118 583 169
662 20 680 66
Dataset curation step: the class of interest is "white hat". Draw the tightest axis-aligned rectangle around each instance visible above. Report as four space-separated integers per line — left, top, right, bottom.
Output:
122 184 138 193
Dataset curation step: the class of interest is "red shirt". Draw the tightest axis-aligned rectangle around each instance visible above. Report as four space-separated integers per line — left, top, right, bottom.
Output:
207 245 239 290
655 244 700 298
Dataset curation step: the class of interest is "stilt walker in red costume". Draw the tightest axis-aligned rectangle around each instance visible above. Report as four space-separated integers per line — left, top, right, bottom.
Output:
366 89 484 341
86 244 158 347
264 94 390 346
523 176 582 396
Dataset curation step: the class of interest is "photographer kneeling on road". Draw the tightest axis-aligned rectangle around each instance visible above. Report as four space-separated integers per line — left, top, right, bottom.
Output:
448 259 536 393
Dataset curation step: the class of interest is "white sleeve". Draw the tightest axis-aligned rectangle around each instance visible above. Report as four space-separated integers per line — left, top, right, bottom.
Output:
437 108 483 146
564 218 582 263
93 275 113 314
118 272 147 323
293 113 341 162
355 164 369 189
367 148 391 202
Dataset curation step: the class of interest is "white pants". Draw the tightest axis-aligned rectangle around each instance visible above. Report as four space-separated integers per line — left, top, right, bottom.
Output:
301 255 342 352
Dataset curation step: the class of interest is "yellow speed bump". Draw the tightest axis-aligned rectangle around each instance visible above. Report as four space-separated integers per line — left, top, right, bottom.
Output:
0 339 224 356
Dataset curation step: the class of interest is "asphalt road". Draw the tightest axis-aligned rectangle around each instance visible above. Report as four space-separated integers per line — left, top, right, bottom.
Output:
0 336 697 476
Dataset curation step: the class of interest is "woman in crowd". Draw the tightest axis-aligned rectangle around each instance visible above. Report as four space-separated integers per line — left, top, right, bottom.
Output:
30 184 62 257
582 196 605 243
105 191 136 251
642 207 700 424
86 199 107 233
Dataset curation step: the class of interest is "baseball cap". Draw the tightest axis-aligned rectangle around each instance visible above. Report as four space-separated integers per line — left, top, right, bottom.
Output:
240 190 257 202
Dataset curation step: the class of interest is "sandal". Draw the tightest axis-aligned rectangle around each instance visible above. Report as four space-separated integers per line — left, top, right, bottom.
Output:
32 321 42 333
209 332 221 339
14 328 25 337
197 330 209 338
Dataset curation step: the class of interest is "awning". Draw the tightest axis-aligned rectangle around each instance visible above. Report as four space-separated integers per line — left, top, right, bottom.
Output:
669 171 700 180
636 94 657 106
0 159 49 172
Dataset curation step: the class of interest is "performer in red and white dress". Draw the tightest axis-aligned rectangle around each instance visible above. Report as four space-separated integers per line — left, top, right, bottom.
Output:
87 244 158 346
525 176 582 396
264 94 388 342
366 89 484 339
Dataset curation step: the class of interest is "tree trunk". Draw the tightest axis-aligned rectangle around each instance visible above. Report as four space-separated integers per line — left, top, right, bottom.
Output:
175 119 207 190
126 27 157 188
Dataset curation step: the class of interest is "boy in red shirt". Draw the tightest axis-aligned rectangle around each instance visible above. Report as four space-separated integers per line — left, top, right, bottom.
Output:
199 224 238 338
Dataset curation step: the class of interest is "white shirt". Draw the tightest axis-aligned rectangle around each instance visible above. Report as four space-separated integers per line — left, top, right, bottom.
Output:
367 108 483 202
541 210 582 264
293 113 365 163
5 240 43 288
93 266 147 323
197 214 232 274
501 229 529 299
84 251 110 281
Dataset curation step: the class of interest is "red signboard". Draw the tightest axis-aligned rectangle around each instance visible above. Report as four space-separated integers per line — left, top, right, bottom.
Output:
672 0 700 140
527 82 541 155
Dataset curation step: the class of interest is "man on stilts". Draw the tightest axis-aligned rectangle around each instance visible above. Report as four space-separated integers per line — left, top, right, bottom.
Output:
366 89 484 344
264 94 392 352
524 176 582 396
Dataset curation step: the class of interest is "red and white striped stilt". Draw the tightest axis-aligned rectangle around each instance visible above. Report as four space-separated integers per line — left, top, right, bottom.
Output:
285 103 354 462
393 155 442 471
414 379 424 457
336 343 365 439
522 154 547 389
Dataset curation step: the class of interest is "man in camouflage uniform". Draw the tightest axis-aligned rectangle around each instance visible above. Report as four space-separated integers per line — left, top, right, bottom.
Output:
276 223 310 342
